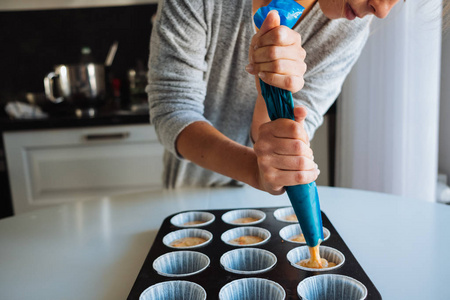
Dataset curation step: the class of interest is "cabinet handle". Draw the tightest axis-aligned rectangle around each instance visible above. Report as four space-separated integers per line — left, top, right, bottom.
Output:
84 132 130 141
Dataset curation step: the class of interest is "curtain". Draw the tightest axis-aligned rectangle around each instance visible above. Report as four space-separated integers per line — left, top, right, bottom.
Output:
336 1 442 202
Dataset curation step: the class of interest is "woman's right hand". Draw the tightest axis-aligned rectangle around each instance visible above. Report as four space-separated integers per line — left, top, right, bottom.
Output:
253 106 319 195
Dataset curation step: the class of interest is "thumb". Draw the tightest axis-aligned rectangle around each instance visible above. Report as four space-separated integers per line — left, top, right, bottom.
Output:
259 10 281 36
294 106 308 124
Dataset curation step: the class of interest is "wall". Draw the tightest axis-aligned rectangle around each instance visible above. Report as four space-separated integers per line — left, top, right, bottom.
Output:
440 32 450 181
0 0 158 11
0 4 157 108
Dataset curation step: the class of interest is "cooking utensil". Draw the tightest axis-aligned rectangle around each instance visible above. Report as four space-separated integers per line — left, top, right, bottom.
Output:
44 63 106 116
105 41 119 67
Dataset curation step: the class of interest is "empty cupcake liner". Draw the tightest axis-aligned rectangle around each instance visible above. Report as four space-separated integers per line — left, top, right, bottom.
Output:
279 224 330 244
221 209 266 225
221 226 271 247
153 251 210 277
219 278 286 300
273 207 298 223
297 274 368 300
286 246 345 272
220 248 277 275
170 211 215 228
163 229 213 249
140 280 207 300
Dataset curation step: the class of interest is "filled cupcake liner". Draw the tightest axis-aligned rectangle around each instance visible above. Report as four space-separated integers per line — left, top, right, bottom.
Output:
153 251 210 277
170 212 215 228
297 274 368 300
162 229 213 249
221 226 271 247
273 207 298 223
221 209 266 225
130 207 380 300
140 280 207 300
279 224 330 244
220 248 277 275
286 246 345 272
219 278 286 300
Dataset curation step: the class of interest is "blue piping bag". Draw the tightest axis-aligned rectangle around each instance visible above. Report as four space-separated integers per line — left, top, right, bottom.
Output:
254 0 324 247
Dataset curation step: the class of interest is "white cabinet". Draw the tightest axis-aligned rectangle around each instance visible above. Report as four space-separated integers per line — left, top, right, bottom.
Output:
3 124 165 214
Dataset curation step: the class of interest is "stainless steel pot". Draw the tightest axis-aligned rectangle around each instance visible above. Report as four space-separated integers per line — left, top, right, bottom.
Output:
44 63 106 112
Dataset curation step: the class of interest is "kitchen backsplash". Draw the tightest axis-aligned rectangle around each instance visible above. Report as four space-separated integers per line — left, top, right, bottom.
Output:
0 4 157 104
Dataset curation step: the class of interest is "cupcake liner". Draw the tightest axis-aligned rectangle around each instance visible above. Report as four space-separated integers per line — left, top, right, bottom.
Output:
220 248 277 275
219 278 286 300
221 209 266 225
221 226 271 247
140 280 207 300
297 274 368 300
286 246 345 272
170 211 215 228
153 251 210 277
279 224 330 244
273 207 298 223
163 229 213 249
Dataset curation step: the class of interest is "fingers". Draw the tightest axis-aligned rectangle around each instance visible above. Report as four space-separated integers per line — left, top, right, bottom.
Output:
259 118 309 142
259 167 320 188
250 59 305 76
257 137 312 157
255 26 302 49
248 10 281 65
248 28 306 93
294 106 307 123
251 44 305 64
260 72 305 93
261 154 317 171
256 10 281 38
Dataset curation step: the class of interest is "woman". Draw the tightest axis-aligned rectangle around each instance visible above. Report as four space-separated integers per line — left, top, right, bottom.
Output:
147 0 400 193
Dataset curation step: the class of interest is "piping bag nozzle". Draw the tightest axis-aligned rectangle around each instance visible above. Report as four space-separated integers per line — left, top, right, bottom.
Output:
254 0 324 247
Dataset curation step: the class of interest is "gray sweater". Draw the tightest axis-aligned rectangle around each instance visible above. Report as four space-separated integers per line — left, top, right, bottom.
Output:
148 0 371 188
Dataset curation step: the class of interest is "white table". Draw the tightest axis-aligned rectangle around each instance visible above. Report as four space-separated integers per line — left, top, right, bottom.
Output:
1 186 449 300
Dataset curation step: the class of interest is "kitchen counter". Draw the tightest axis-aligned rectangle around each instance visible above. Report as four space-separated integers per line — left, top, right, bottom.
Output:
0 186 449 300
0 109 150 132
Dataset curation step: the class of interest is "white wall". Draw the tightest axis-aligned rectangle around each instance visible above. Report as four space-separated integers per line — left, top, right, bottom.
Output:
440 32 450 180
0 0 158 11
337 1 442 202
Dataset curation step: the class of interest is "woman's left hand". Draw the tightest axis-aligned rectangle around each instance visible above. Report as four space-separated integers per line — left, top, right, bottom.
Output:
247 10 306 93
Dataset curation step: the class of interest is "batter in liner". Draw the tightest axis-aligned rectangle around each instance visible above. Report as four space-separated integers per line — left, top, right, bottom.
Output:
297 245 336 269
232 217 260 223
170 237 207 247
229 235 264 245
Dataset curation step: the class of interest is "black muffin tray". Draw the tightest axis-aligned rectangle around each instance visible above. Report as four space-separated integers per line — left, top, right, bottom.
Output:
128 207 382 299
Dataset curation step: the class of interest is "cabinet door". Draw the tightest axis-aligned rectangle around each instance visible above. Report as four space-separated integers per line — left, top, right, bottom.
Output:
4 124 165 214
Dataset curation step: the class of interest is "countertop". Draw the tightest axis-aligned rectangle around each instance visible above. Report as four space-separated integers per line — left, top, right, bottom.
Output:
0 186 449 300
0 109 150 132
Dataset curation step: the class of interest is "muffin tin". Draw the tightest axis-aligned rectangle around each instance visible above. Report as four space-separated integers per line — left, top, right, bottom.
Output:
128 207 382 299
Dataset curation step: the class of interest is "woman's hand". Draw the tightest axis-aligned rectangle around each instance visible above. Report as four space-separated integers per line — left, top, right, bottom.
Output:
253 106 319 195
247 10 306 93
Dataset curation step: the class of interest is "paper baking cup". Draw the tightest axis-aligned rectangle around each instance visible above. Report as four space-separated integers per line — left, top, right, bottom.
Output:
221 209 266 225
219 278 286 300
279 225 330 244
170 211 215 228
153 251 210 277
163 229 213 249
297 274 368 300
286 246 345 272
140 280 207 300
273 207 298 223
221 226 271 247
220 248 277 275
